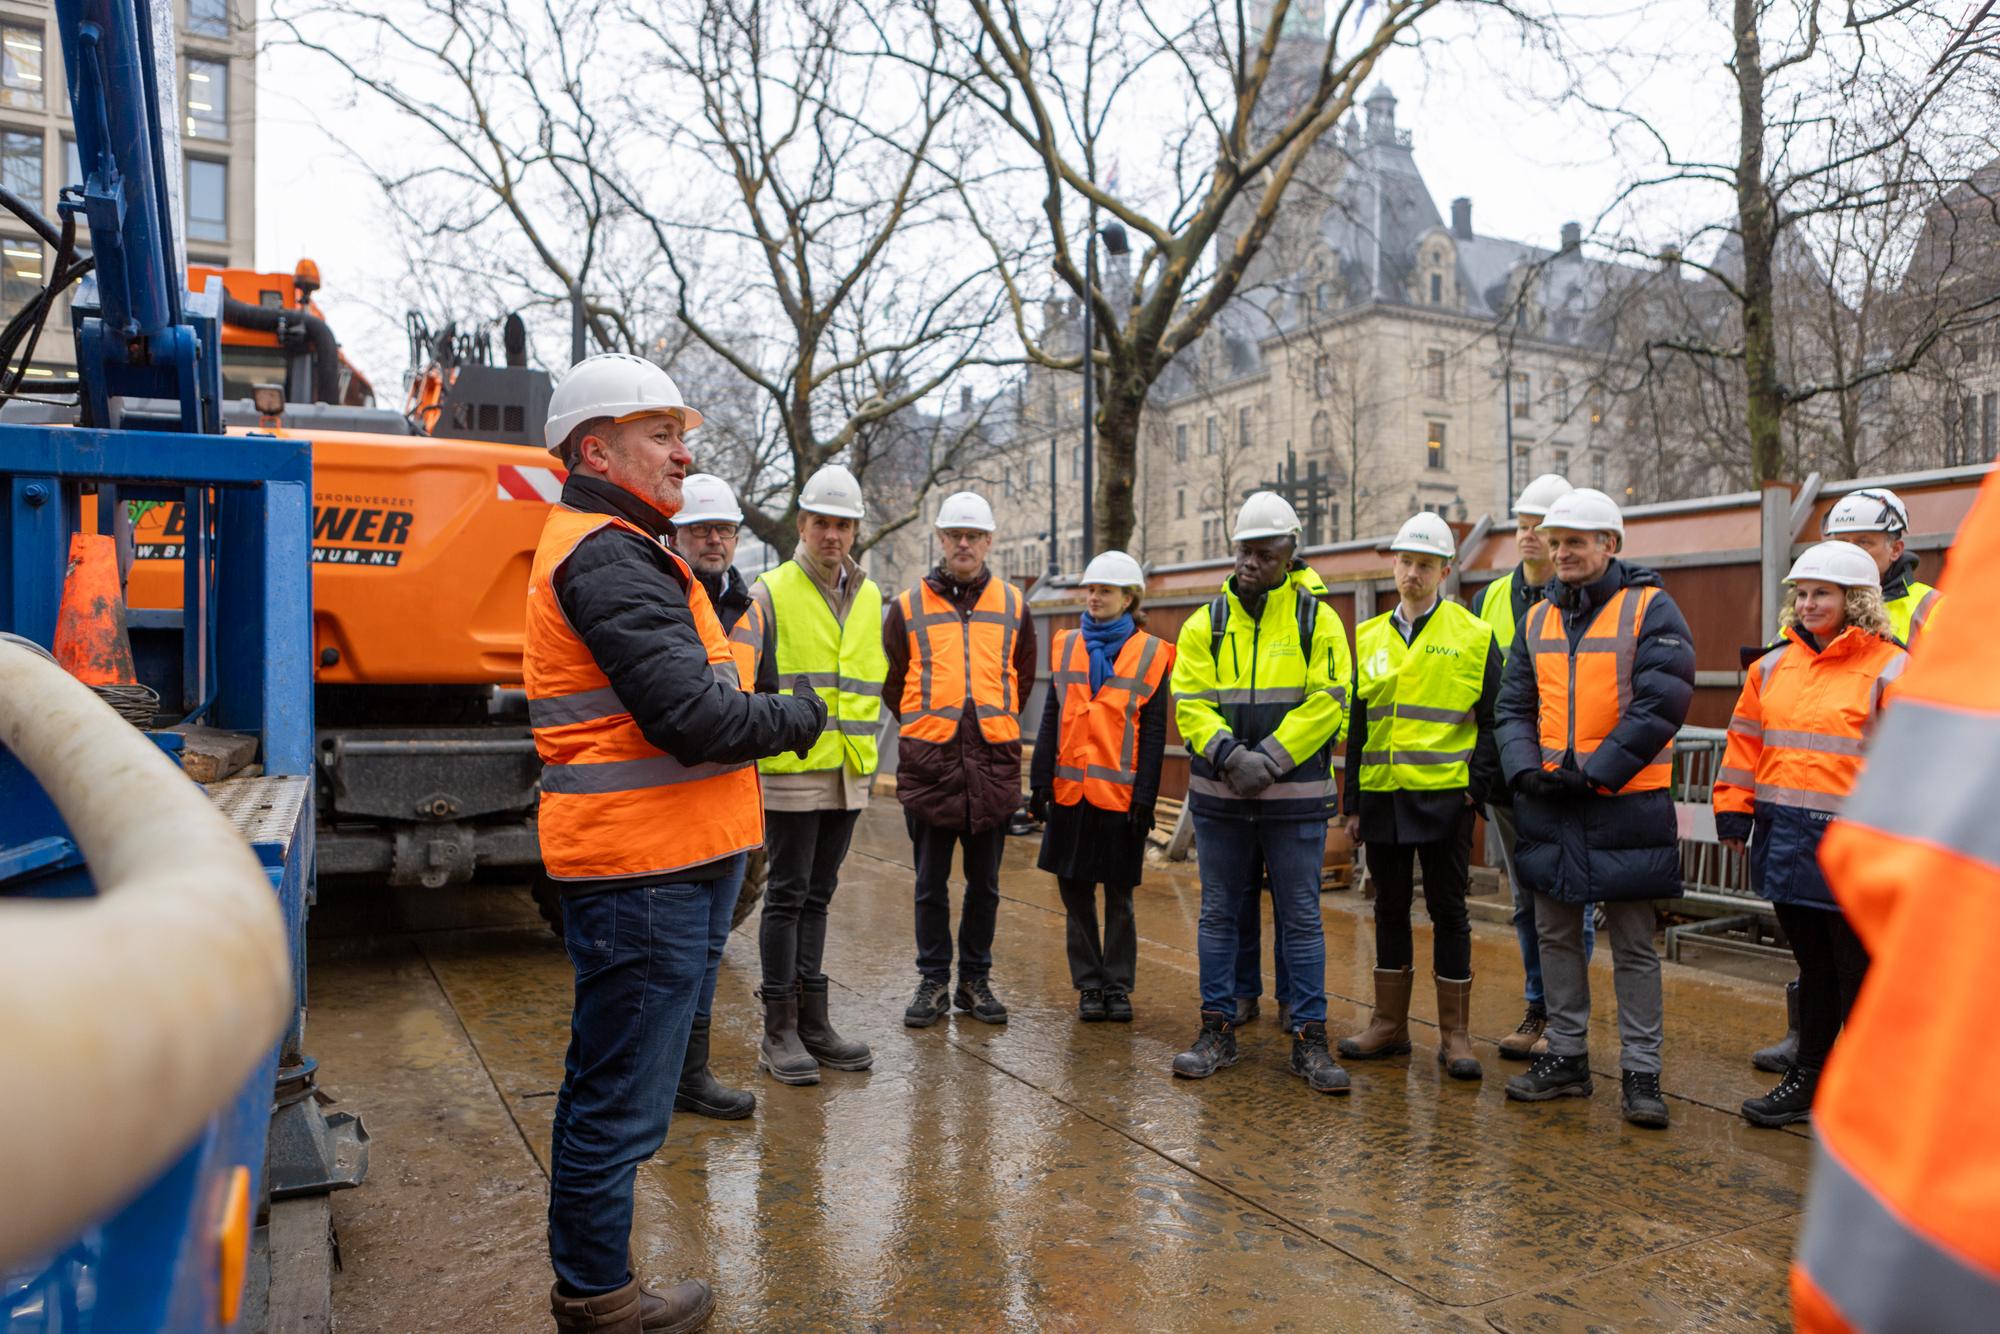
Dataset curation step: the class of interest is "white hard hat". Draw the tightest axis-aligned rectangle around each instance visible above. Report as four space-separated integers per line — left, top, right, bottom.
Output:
1822 487 1910 537
673 474 742 526
1231 491 1302 543
544 352 703 458
934 490 996 532
1537 487 1625 539
1786 540 1881 588
1389 512 1456 559
799 463 865 520
1079 550 1145 588
1514 472 1574 518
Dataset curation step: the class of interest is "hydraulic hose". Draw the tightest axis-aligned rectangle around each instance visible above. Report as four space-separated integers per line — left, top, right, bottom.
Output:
221 293 342 404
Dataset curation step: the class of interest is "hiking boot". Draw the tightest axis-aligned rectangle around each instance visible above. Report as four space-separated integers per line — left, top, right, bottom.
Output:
1103 990 1133 1023
1752 979 1800 1073
1171 1011 1238 1078
1498 1003 1547 1061
797 975 871 1071
954 976 1008 1024
1078 988 1108 1022
1338 966 1414 1060
1621 1070 1670 1128
1232 995 1260 1025
757 987 820 1086
673 1017 755 1120
1741 1064 1817 1128
1434 975 1482 1081
903 978 951 1028
553 1276 715 1333
638 1279 716 1333
1290 1022 1352 1094
1505 1051 1594 1101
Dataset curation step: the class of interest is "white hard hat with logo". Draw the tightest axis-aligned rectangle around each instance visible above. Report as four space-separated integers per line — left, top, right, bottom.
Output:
1231 491 1303 543
1514 472 1574 517
1537 487 1625 539
544 352 703 458
1786 541 1881 588
935 490 996 532
674 474 742 526
1822 487 1910 537
1079 550 1145 588
1389 512 1456 559
799 463 866 520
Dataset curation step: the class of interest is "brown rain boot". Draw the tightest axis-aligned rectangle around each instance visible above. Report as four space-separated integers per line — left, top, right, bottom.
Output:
550 1278 644 1333
757 986 820 1086
1435 975 1483 1081
1337 966 1414 1060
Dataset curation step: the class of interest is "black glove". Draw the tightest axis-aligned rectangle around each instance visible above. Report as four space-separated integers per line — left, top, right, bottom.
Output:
1222 746 1280 797
1029 787 1052 823
1128 801 1157 834
788 675 828 759
1513 767 1591 802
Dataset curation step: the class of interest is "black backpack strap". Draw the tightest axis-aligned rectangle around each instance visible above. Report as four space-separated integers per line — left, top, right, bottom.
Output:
1208 592 1229 662
1296 588 1319 647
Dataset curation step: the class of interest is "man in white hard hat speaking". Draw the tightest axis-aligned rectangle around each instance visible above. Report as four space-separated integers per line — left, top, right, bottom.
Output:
1170 491 1355 1094
882 489 1037 1028
527 353 824 1330
742 463 883 1087
1821 486 1946 647
1494 487 1694 1129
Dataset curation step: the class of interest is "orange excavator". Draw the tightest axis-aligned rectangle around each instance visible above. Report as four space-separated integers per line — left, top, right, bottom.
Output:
123 260 563 910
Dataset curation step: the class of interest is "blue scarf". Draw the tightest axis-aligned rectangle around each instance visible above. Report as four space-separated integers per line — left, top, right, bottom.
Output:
1080 612 1134 691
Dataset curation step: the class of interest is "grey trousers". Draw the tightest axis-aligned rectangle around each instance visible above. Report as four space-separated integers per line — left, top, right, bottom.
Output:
1533 893 1664 1075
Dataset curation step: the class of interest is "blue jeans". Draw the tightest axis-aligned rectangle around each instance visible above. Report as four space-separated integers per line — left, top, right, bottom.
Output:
1230 874 1291 1003
548 855 744 1295
1194 815 1327 1027
1490 804 1592 1007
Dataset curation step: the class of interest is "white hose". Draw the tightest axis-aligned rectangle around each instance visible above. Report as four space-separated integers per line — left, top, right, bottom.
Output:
0 641 290 1267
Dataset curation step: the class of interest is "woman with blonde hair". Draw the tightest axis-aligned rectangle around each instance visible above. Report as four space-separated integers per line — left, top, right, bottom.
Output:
1715 541 1907 1127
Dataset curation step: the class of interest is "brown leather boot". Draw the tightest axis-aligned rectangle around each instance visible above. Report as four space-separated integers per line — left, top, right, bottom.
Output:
637 1278 715 1332
550 1278 643 1332
1336 967 1414 1059
1498 1003 1547 1060
1435 975 1482 1081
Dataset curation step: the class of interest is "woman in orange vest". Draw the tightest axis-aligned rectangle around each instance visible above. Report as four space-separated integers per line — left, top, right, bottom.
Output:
1714 541 1907 1129
1028 551 1173 1023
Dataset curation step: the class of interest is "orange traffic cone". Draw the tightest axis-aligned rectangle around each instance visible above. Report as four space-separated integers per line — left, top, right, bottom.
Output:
52 531 137 686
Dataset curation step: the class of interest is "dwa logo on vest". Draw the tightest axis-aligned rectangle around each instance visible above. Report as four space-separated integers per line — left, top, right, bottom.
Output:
129 497 417 567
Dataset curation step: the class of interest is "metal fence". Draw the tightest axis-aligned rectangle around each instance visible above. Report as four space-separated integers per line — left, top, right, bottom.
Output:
1667 726 1788 961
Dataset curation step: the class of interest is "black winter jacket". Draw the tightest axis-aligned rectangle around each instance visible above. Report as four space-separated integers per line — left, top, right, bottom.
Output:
1494 559 1695 903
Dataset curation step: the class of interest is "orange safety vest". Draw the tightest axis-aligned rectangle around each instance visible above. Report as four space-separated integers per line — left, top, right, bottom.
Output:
896 578 1023 745
1793 473 1998 1332
524 506 762 882
1715 625 1906 818
1049 627 1174 812
1522 586 1671 793
726 596 763 683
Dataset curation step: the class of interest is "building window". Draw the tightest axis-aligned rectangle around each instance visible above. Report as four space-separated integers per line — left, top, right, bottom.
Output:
186 157 227 241
184 57 227 140
1311 410 1331 455
1175 424 1188 462
1429 273 1442 304
1204 415 1217 455
1590 451 1607 489
1984 392 1997 461
1513 371 1530 418
0 129 40 208
1552 447 1570 477
188 0 232 37
1174 547 1186 563
1176 488 1185 519
1425 348 1445 399
1237 405 1252 451
1586 383 1602 426
1 236 42 320
1070 442 1082 480
1550 372 1569 417
1 25 44 111
1026 458 1036 488
1002 466 1014 498
1315 281 1330 311
1426 421 1446 470
1314 354 1331 398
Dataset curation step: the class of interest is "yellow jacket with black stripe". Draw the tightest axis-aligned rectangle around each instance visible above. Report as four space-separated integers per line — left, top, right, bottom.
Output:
1172 563 1352 821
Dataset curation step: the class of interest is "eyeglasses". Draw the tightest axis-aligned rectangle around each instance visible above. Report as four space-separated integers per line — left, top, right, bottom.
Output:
941 530 988 547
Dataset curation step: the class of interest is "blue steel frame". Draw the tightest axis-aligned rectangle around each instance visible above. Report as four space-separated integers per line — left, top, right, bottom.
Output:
0 423 314 1330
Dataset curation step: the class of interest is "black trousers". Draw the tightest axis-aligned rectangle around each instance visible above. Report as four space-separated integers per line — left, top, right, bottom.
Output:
1365 805 1474 978
1775 901 1870 1072
908 814 1005 984
759 808 861 990
1057 878 1136 993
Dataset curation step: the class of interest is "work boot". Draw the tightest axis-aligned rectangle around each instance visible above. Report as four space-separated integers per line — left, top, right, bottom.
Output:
903 978 950 1028
1505 1051 1594 1101
673 1017 755 1121
1434 975 1482 1081
1741 1064 1817 1128
1337 966 1414 1060
1103 990 1133 1023
1232 995 1260 1025
636 1277 715 1333
1078 988 1108 1022
797 976 872 1071
1290 1022 1353 1094
1498 1003 1547 1061
1621 1069 1670 1128
554 1276 712 1334
1171 1011 1238 1078
1751 979 1800 1073
954 975 1009 1024
756 987 820 1086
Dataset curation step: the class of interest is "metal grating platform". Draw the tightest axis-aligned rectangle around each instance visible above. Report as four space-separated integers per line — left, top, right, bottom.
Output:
206 775 310 849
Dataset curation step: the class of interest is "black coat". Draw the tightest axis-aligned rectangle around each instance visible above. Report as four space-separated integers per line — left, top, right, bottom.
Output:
1029 648 1169 887
1494 559 1695 904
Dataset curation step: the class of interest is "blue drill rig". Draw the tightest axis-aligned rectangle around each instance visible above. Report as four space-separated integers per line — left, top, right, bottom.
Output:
0 0 362 1327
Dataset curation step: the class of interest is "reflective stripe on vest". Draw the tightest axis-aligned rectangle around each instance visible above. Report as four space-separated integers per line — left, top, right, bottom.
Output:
897 577 1023 745
1524 586 1671 793
1714 629 1906 818
1886 581 1942 647
725 598 763 684
524 507 761 881
1354 600 1492 793
1050 628 1172 813
757 560 887 776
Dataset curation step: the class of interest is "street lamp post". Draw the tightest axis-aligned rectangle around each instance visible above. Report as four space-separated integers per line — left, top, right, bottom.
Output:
1081 203 1096 563
1490 360 1516 505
